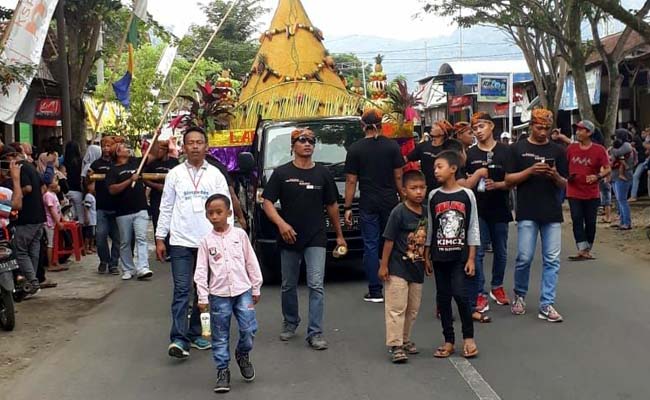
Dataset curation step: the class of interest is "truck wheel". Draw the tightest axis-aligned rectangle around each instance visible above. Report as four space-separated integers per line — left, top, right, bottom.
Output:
0 289 16 331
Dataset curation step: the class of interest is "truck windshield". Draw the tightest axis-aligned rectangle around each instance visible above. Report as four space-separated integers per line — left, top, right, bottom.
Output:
263 121 364 170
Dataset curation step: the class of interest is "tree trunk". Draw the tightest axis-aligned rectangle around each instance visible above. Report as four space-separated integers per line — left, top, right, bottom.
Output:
601 62 623 146
552 60 568 117
70 96 87 152
569 54 599 126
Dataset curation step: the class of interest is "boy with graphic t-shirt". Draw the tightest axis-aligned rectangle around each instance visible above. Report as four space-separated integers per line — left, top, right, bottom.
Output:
378 171 428 364
425 151 480 359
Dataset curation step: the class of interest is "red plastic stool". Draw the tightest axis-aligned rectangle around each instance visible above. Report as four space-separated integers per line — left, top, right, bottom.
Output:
52 221 83 266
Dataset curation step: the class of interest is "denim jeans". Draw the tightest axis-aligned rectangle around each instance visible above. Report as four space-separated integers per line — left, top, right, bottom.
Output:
631 161 648 198
472 219 508 306
13 223 43 286
169 246 201 348
599 180 612 206
281 247 326 338
568 198 600 251
209 290 257 370
514 220 561 308
360 209 390 295
115 210 149 274
96 209 120 268
612 180 632 227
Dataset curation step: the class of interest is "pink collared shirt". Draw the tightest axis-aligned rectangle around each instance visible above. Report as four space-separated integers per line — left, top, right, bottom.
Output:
194 226 263 303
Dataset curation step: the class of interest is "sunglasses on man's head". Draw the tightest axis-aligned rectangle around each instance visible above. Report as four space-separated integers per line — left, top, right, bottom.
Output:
295 136 316 145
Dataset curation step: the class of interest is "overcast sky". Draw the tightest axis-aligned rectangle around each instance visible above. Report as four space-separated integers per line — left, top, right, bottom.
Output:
0 0 453 41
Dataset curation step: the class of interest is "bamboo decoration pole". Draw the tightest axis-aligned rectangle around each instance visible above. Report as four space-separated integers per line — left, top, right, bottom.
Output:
91 12 135 137
132 0 240 182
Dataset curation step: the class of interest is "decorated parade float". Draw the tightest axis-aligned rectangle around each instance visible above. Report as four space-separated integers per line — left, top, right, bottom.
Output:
173 0 419 171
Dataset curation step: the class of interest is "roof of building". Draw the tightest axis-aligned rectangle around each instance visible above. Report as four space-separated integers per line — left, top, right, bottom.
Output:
418 60 533 86
585 30 650 66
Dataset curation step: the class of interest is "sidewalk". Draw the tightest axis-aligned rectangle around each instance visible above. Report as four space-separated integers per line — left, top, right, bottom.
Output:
0 251 123 388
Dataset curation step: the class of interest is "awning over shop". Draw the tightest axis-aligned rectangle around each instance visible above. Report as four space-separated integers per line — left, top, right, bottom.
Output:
449 95 473 112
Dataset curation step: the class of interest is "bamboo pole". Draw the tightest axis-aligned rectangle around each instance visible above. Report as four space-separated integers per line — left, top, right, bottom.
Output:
91 12 135 137
133 0 240 182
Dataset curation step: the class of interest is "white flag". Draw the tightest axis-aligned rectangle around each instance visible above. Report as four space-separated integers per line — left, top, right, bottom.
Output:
151 45 177 97
133 0 148 21
0 0 60 124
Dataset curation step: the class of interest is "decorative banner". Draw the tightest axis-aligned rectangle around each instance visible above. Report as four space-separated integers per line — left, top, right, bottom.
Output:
478 75 509 103
0 0 60 124
559 68 601 111
208 129 255 148
133 0 148 21
151 45 177 97
449 95 472 112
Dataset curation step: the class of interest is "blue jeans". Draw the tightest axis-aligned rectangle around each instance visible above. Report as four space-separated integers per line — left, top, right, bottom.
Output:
169 246 201 349
96 209 120 267
210 290 257 370
599 180 612 206
612 180 632 227
473 219 508 304
115 210 149 274
514 221 561 308
360 209 390 295
281 247 326 338
631 161 648 198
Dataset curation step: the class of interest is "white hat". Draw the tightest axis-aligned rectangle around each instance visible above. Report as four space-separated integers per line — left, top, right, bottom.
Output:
500 132 511 139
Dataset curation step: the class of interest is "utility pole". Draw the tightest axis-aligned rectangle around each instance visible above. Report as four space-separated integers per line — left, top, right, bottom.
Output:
55 0 72 143
424 42 428 75
361 61 368 98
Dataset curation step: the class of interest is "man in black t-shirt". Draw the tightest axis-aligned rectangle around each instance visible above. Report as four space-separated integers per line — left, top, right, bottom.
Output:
344 109 405 303
463 112 513 320
143 141 179 234
262 128 346 350
505 109 568 323
106 142 153 281
90 137 121 275
407 119 463 194
2 148 46 294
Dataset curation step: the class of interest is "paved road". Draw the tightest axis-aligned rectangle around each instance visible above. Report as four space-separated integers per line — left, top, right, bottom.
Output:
6 227 650 400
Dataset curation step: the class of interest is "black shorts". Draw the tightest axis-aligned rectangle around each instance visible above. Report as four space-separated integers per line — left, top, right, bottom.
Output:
82 226 96 239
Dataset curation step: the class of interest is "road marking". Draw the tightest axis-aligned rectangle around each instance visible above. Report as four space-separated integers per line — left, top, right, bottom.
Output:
449 357 502 400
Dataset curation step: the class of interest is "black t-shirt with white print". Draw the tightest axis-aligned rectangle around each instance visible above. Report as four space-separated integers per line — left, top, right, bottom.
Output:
426 187 480 263
465 142 513 223
506 139 568 223
105 157 148 217
407 139 463 192
262 162 339 250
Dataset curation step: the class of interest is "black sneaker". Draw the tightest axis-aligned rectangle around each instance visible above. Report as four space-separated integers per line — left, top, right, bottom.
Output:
214 368 231 393
236 352 255 382
279 323 296 341
363 293 384 303
98 263 108 274
307 334 329 350
109 266 120 275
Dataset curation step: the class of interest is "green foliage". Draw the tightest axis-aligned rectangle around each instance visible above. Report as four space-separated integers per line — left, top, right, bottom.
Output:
95 43 222 138
178 0 268 80
0 54 36 96
333 53 372 84
0 5 12 21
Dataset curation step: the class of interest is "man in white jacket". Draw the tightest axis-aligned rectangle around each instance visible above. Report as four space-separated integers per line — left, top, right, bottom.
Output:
155 127 233 359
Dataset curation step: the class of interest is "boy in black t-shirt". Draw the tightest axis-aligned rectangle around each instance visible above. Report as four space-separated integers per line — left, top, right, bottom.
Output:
425 151 480 359
379 171 427 364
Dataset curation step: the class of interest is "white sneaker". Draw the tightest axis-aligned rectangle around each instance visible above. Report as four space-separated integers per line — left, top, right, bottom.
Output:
136 268 153 280
121 272 133 280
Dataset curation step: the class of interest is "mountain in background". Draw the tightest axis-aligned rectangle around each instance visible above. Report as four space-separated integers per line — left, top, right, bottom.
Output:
325 25 522 86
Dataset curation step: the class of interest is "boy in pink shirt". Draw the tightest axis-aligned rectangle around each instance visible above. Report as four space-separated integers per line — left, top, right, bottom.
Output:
195 194 262 394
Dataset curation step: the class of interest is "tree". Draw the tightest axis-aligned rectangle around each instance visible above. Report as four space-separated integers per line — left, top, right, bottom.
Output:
333 53 372 86
424 0 648 140
582 0 650 43
178 0 268 80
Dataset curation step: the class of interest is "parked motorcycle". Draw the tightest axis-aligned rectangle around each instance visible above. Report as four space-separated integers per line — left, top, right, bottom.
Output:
0 232 19 331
